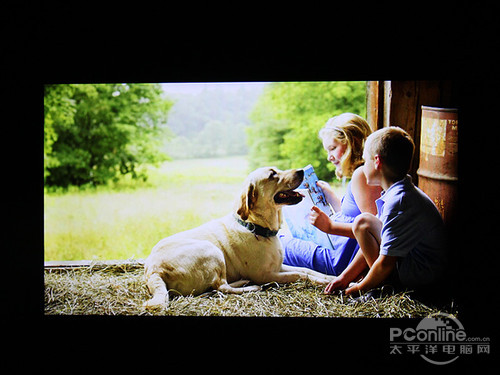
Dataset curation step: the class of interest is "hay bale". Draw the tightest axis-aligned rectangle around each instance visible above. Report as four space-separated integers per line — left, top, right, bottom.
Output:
44 263 452 317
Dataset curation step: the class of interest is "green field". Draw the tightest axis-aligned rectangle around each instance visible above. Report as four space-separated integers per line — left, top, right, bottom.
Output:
44 157 250 261
44 156 346 261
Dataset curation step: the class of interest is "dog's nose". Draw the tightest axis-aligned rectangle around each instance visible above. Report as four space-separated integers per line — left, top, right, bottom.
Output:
296 169 304 179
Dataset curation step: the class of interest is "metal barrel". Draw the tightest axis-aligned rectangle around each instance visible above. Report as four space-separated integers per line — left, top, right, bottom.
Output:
417 106 458 226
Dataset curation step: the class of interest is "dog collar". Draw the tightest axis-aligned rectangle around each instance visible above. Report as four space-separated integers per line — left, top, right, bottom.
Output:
234 215 279 238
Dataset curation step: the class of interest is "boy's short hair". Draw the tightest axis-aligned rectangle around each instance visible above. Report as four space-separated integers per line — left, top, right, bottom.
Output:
365 126 415 181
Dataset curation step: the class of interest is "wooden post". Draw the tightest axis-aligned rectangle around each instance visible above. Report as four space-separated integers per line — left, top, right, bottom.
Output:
366 81 384 132
384 81 420 180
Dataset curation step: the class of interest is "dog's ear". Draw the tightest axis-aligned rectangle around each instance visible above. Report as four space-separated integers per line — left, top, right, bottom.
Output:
237 183 258 221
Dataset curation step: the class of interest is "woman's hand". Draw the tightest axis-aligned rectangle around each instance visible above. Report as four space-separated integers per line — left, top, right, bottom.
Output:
316 180 333 194
316 180 341 212
309 206 333 233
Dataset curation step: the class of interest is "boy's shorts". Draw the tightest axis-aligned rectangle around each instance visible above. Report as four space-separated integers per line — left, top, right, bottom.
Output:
384 266 402 290
396 255 438 289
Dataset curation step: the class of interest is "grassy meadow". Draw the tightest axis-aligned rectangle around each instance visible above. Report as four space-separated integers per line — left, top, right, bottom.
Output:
44 157 251 261
44 156 347 262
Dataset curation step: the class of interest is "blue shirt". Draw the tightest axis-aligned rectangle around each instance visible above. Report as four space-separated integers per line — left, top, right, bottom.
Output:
376 175 447 287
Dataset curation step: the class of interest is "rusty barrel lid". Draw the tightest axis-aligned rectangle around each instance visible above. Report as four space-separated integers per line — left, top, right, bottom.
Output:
421 106 458 112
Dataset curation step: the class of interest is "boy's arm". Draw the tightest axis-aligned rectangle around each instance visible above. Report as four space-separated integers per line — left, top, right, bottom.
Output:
344 254 398 295
324 249 368 294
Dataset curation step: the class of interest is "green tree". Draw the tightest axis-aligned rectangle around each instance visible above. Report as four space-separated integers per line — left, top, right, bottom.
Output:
247 82 366 180
44 84 76 179
44 83 172 187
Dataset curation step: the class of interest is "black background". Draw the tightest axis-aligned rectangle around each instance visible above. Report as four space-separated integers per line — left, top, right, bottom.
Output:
4 1 498 373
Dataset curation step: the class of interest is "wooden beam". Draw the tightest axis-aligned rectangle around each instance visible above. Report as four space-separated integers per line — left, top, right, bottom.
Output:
383 81 392 128
44 259 145 271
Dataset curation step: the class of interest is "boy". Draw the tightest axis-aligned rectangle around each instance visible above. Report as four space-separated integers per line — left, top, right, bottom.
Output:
320 126 447 295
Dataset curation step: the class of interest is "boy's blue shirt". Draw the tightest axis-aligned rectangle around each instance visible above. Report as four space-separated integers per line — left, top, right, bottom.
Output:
376 175 447 287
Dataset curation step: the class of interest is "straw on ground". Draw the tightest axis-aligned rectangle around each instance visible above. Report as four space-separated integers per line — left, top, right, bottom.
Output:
44 262 451 318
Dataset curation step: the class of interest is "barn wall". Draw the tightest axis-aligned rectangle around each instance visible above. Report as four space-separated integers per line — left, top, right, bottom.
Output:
366 80 458 183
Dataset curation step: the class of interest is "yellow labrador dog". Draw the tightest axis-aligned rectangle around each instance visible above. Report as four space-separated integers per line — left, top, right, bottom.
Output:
143 167 335 308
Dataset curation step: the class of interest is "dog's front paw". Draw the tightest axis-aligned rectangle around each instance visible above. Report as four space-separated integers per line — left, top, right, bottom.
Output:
247 284 262 292
143 295 168 309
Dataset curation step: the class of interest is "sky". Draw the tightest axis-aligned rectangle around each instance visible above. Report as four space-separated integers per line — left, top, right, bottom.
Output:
160 82 269 97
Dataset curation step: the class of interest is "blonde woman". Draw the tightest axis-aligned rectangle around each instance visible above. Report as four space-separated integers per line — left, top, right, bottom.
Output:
280 113 382 276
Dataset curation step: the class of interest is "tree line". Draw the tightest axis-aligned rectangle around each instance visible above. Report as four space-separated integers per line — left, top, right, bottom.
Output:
44 82 366 188
247 81 366 181
161 85 262 159
44 83 172 188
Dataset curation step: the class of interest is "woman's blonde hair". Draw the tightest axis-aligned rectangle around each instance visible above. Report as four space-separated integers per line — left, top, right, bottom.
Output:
318 113 372 179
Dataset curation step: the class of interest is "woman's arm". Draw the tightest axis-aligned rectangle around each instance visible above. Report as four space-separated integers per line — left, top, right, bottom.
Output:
350 167 382 215
310 168 382 238
309 206 355 238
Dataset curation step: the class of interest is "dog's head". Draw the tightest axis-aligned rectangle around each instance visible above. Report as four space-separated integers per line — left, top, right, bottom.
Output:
236 167 304 221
